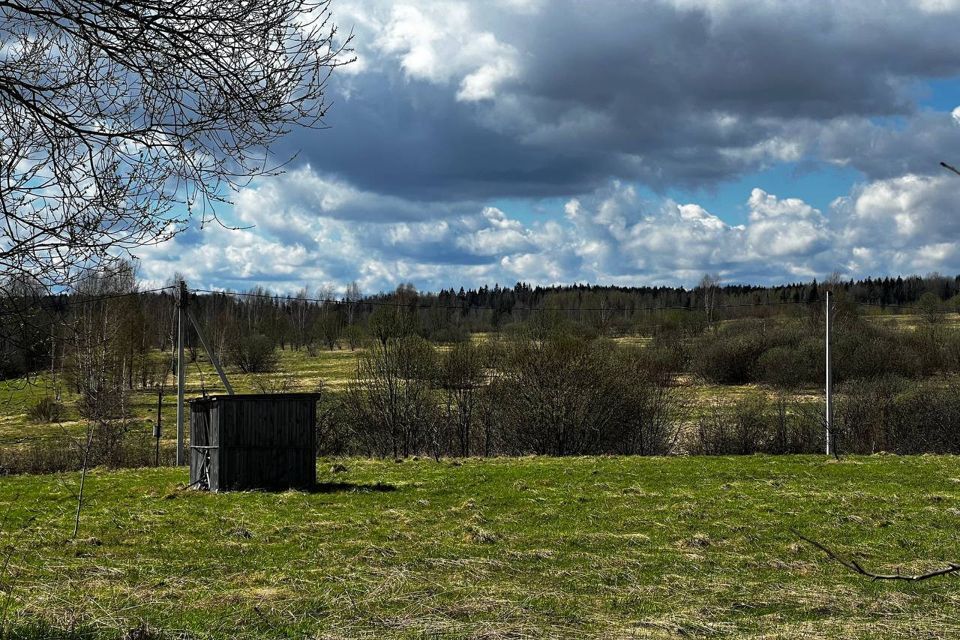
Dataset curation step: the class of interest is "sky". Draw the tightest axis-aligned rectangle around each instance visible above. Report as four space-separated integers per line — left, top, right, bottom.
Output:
139 0 960 295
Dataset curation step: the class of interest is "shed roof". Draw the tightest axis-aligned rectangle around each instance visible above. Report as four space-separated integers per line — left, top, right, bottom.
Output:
188 393 322 404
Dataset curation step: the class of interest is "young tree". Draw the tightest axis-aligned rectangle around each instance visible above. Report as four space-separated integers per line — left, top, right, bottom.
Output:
368 285 419 345
61 264 139 537
343 281 362 325
291 289 312 351
436 341 486 457
315 305 343 351
346 336 436 459
698 274 722 324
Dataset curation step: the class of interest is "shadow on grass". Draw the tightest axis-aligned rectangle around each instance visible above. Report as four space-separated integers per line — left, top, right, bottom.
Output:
308 481 397 494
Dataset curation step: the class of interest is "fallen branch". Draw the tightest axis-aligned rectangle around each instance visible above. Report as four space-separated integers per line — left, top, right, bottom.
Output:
795 530 960 581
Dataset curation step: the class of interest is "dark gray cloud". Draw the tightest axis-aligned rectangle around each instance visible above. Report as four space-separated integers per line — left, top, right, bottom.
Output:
816 113 960 180
277 0 960 201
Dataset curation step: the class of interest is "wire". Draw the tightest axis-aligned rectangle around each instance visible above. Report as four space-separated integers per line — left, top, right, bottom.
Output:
57 286 176 308
0 285 176 318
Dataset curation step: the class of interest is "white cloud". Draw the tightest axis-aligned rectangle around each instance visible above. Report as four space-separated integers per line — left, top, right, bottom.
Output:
136 165 960 293
843 174 960 245
362 2 519 101
457 56 518 102
832 174 960 275
745 189 829 258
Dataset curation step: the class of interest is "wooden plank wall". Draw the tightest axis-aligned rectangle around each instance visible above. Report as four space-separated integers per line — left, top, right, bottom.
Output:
215 396 317 491
189 401 212 487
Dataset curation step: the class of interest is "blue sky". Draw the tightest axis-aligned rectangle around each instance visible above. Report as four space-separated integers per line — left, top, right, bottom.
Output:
140 0 960 295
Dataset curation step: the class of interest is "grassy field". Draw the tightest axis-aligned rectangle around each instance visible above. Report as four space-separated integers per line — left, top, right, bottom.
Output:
0 456 959 638
0 348 360 449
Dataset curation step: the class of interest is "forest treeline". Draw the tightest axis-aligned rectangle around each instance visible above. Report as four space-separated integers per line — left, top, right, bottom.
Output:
4 268 960 381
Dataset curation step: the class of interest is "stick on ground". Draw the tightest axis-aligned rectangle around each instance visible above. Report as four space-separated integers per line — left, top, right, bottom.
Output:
795 530 960 581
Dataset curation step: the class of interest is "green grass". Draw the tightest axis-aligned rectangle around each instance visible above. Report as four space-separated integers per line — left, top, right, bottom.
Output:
0 348 361 449
1 456 959 638
863 312 960 330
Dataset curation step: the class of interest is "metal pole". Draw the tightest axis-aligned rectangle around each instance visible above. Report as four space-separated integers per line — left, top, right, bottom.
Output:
825 289 832 456
176 280 187 466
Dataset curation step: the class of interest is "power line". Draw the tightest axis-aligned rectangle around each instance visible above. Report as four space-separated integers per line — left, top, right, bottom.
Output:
50 286 176 308
0 285 176 318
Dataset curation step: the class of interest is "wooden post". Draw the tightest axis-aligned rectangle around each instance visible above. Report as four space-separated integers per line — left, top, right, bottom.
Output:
825 290 832 456
176 280 187 466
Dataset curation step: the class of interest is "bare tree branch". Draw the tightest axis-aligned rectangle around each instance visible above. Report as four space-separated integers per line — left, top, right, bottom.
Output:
0 0 353 292
941 161 960 177
795 530 960 582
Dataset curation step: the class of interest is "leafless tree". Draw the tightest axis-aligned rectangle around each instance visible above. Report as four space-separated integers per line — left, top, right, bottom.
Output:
343 281 362 325
292 288 311 351
345 335 436 459
436 341 486 457
0 0 352 293
60 264 137 537
698 274 721 324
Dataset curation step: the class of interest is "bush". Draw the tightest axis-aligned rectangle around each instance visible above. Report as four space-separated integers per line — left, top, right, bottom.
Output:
691 331 766 384
756 347 810 388
690 394 823 455
27 396 65 423
833 377 960 454
692 396 767 455
492 332 681 456
891 382 960 453
343 335 438 459
227 333 278 373
0 422 174 475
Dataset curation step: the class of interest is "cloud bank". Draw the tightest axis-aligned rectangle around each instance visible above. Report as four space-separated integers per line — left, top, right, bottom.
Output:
139 0 960 292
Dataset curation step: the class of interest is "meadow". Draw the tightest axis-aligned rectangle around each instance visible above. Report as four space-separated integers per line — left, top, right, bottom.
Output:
1 456 959 638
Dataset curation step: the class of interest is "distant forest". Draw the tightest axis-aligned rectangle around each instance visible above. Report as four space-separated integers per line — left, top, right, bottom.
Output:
3 269 960 381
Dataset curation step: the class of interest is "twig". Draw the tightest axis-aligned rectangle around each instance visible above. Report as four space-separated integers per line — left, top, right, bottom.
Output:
941 161 960 177
795 530 960 581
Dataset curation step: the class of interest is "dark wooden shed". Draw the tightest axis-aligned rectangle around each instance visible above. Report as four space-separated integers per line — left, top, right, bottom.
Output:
189 393 319 492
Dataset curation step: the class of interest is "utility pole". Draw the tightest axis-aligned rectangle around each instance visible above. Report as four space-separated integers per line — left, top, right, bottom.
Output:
176 279 187 466
825 289 832 456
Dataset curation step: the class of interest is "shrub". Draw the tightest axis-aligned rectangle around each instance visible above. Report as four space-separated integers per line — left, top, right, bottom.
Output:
891 382 960 453
832 325 922 382
227 333 278 373
692 396 768 455
493 333 682 457
690 394 823 455
691 331 766 384
27 396 65 423
833 377 960 455
0 423 174 475
831 376 905 454
344 335 438 459
756 346 810 388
